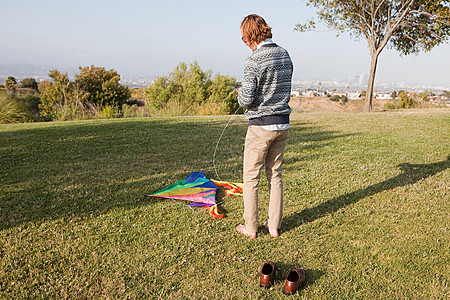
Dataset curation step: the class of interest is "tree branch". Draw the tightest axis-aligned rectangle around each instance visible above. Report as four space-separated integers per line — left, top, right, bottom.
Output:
388 0 416 33
410 10 450 25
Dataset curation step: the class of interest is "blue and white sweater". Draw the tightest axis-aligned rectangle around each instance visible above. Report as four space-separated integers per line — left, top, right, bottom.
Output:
238 40 293 124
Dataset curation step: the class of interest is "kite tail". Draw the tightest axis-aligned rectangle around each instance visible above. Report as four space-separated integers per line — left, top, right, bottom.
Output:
207 204 223 218
211 179 243 196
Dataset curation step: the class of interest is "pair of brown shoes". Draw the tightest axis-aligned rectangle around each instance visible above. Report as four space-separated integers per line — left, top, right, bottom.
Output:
259 261 306 295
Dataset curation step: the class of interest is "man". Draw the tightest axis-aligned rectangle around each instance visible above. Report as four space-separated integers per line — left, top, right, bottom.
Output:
236 14 293 239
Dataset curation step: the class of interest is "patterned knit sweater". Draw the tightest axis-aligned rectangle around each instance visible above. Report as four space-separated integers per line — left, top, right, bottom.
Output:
238 43 293 121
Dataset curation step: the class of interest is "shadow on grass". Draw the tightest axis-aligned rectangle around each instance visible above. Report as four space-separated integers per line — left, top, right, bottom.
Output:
1 117 345 230
284 121 357 168
282 156 450 232
272 261 324 290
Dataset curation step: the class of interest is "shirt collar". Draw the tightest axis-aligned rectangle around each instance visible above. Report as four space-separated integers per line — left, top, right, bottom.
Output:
257 38 274 50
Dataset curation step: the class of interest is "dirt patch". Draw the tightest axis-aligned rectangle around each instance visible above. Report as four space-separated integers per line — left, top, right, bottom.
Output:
289 97 389 112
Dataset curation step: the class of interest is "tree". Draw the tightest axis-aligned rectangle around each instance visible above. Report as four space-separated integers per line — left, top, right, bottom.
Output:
442 90 450 99
167 61 211 106
39 66 131 120
296 0 450 112
38 80 52 93
39 70 71 119
391 91 398 99
74 65 131 108
5 76 18 94
417 90 432 102
398 91 416 108
207 74 240 114
20 78 38 90
144 61 239 115
361 90 367 98
145 76 172 110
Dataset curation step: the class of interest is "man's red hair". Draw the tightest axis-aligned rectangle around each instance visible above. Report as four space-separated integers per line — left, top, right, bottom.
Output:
241 14 272 45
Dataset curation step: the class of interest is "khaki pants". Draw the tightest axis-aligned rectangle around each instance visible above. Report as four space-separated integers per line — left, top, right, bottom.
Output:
243 126 289 234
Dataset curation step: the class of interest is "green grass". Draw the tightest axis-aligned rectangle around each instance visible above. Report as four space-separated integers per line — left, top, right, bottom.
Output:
1 109 449 299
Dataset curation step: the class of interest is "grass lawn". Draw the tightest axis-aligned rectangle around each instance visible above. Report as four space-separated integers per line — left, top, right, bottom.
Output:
1 109 449 299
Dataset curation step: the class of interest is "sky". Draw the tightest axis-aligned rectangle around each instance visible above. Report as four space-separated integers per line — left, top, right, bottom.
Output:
1 0 449 87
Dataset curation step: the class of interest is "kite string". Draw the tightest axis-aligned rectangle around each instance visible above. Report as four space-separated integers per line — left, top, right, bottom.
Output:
212 107 241 182
170 198 193 209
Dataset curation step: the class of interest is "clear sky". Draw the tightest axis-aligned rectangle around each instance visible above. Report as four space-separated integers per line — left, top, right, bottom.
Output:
1 0 449 87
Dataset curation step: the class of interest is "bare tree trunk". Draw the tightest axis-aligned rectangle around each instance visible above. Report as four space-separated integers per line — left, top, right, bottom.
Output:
365 50 380 112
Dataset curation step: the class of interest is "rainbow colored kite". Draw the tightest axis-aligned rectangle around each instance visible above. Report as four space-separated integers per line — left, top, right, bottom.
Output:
146 171 243 218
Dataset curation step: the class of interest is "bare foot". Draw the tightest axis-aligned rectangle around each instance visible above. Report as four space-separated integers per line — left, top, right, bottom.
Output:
235 224 256 239
264 221 279 238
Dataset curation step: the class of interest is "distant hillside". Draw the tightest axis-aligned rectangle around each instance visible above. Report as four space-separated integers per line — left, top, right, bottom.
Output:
0 64 152 87
0 64 54 77
0 64 79 81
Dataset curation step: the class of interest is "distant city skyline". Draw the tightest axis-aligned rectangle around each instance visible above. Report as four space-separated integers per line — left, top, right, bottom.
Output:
1 0 449 87
1 63 449 94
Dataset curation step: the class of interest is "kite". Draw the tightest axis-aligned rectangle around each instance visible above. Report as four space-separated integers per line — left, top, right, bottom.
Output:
211 179 243 196
146 171 243 219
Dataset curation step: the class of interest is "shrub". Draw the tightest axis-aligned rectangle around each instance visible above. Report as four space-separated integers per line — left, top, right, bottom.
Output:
0 93 37 123
196 101 224 115
20 78 38 90
122 104 148 118
330 95 348 103
51 103 95 121
384 102 397 110
144 61 239 116
5 77 18 94
398 91 417 109
384 92 420 110
330 95 340 102
16 93 40 112
98 105 121 119
39 66 131 121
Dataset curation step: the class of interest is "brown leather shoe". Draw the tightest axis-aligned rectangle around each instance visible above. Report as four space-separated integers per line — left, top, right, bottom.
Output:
259 261 275 288
282 268 306 295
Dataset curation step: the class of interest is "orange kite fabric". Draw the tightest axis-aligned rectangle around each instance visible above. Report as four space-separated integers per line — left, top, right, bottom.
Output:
211 179 243 196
